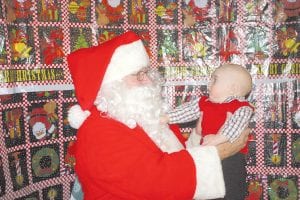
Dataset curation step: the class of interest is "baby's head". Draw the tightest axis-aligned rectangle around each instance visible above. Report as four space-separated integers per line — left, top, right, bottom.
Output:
208 63 252 103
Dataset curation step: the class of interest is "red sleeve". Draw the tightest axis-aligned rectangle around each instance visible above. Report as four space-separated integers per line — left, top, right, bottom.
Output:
74 114 196 200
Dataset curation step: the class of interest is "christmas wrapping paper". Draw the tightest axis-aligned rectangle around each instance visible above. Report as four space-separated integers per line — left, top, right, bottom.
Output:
0 0 299 199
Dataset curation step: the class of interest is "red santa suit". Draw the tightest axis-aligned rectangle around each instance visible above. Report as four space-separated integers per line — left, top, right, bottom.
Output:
67 31 225 199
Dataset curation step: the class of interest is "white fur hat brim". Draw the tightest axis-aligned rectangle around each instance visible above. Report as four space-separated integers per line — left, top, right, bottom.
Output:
102 40 150 85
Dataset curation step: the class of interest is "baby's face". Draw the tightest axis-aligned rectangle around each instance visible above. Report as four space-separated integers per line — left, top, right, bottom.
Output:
208 67 235 103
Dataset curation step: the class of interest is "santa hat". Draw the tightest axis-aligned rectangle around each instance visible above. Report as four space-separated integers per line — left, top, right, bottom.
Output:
67 31 150 129
29 108 55 139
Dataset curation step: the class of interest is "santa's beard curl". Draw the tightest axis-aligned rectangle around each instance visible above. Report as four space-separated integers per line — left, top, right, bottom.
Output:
94 80 184 153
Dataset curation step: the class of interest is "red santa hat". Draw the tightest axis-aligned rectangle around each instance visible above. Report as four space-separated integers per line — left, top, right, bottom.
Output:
67 31 150 129
29 107 55 139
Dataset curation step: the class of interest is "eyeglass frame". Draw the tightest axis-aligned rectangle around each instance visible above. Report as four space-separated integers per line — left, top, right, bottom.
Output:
132 67 165 84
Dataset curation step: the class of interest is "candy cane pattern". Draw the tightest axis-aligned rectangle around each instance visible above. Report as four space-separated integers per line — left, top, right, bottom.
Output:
11 151 24 186
271 133 282 165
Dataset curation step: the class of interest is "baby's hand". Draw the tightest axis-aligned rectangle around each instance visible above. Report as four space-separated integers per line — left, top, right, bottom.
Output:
159 114 170 124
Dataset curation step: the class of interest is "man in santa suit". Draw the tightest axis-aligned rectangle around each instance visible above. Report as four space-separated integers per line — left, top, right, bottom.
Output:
67 31 249 199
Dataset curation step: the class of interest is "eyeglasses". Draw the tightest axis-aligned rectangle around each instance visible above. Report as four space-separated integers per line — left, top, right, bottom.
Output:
135 67 165 84
136 68 151 81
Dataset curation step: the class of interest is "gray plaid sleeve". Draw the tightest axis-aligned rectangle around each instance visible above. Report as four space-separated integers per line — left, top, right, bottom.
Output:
167 98 201 124
221 106 253 142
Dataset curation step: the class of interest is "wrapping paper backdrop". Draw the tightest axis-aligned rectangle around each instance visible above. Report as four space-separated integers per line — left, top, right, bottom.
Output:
0 0 299 199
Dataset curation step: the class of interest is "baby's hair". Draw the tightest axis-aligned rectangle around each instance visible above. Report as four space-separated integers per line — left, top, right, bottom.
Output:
220 63 252 96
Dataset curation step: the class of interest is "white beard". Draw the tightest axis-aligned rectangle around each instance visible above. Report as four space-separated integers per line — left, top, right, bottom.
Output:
95 81 184 153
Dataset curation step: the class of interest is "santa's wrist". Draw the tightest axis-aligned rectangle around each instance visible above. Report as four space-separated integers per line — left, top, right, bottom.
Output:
160 114 170 124
216 142 233 160
165 115 170 123
216 145 226 160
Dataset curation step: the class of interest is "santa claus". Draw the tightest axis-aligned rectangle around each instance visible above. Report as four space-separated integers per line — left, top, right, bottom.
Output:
67 31 248 199
29 107 55 140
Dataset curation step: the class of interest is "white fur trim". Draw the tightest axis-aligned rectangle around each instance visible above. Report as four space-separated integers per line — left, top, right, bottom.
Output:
187 146 225 199
68 104 91 129
185 129 202 148
102 40 150 85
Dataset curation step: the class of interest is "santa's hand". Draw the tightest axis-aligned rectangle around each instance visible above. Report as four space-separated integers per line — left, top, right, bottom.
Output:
195 112 203 135
202 134 216 145
202 134 228 146
217 128 250 160
159 114 170 124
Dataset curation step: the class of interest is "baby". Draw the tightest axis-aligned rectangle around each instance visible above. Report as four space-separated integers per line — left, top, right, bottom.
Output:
162 63 254 200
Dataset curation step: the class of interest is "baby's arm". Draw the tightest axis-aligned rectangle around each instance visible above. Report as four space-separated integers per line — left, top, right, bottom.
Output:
219 106 253 143
161 98 200 124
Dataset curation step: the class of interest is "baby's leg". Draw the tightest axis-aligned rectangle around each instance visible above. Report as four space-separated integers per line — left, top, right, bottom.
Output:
221 153 247 200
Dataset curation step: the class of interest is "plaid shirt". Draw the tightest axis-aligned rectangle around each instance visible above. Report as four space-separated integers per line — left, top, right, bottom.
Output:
167 96 253 142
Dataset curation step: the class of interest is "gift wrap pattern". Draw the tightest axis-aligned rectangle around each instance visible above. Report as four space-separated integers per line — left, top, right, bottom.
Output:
0 0 299 199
